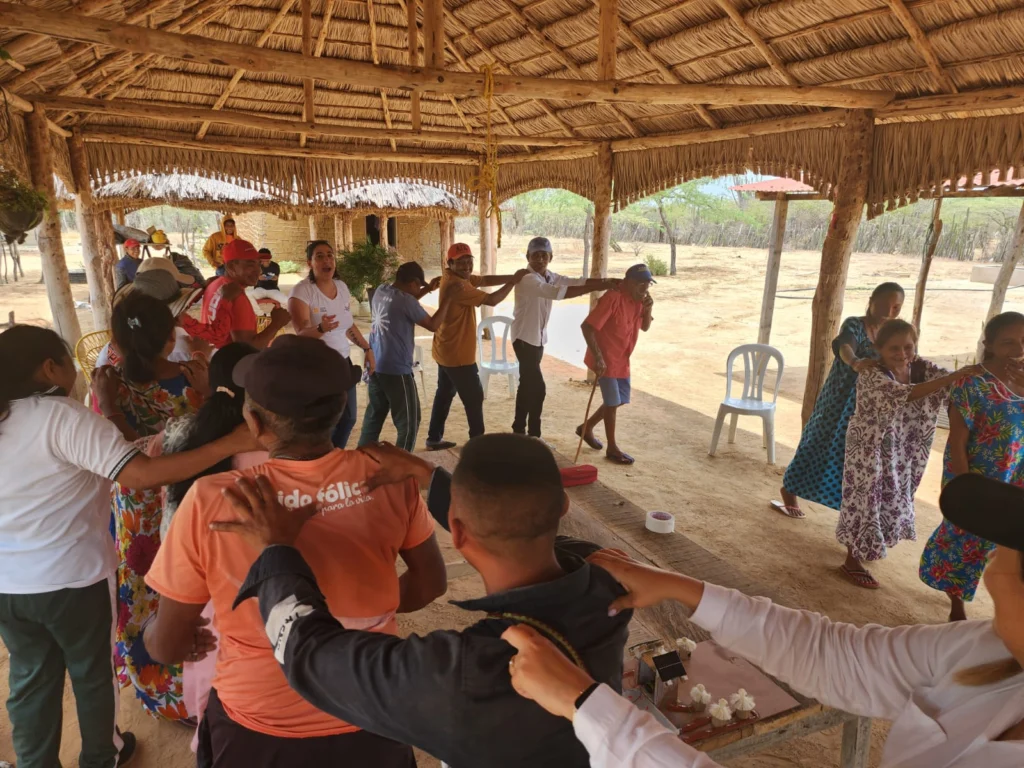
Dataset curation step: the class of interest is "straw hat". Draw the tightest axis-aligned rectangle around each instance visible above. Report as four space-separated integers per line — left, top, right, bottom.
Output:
137 256 195 285
113 262 202 318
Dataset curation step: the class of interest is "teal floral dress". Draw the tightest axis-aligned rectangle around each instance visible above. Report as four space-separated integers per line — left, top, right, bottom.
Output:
919 372 1024 601
112 373 203 721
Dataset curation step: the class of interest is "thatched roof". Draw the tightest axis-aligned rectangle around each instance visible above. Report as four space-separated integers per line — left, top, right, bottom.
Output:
3 0 1024 215
320 181 471 214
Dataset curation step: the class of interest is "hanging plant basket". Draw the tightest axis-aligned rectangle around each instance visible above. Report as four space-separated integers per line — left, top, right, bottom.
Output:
0 168 47 244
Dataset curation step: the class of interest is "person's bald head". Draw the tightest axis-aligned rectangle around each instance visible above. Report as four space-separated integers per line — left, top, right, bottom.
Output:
450 434 566 556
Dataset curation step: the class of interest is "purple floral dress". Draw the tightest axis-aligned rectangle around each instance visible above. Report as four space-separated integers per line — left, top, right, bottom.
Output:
836 363 949 562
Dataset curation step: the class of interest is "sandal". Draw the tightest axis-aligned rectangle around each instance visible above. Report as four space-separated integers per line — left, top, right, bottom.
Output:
769 500 805 519
576 425 603 450
839 563 881 590
605 452 635 465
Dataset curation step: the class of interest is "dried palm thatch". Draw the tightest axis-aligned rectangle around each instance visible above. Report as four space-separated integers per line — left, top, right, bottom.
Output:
2 0 1024 211
318 181 472 217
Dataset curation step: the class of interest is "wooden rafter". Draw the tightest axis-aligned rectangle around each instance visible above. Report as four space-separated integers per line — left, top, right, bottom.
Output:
195 0 298 140
883 0 957 93
713 0 800 86
614 15 719 129
38 94 592 146
0 3 898 108
314 0 336 57
301 0 314 147
485 0 640 136
597 0 616 80
365 0 395 151
405 0 420 130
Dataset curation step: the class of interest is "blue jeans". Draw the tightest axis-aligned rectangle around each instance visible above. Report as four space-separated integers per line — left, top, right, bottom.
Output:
330 382 359 449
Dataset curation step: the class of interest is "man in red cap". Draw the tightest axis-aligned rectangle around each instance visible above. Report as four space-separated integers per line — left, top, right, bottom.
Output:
114 238 143 290
425 242 528 450
201 238 290 349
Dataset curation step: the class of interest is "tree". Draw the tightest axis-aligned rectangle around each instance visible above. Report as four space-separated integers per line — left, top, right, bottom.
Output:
646 182 713 275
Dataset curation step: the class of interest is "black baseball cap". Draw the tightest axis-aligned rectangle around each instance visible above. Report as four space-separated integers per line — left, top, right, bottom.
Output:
232 335 361 418
396 262 427 287
940 474 1024 551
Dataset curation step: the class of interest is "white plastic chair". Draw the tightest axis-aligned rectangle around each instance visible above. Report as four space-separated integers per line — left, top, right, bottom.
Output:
477 315 519 399
708 344 785 464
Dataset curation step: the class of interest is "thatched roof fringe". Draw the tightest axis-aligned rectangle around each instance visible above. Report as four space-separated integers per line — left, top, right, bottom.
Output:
868 113 1024 218
496 155 600 203
612 126 843 209
0 112 30 182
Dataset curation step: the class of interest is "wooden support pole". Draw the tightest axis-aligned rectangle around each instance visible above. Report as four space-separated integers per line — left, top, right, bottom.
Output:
802 110 874 425
379 214 390 249
598 0 618 80
334 214 345 251
439 217 452 266
588 142 613 382
407 0 420 131
343 215 354 249
758 195 788 345
26 104 83 347
95 209 118 305
977 200 1024 360
478 190 494 321
422 0 444 69
911 197 943 333
67 131 111 331
308 214 318 241
0 2 896 109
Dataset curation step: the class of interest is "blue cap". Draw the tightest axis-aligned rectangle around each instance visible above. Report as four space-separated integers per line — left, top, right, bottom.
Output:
625 264 656 283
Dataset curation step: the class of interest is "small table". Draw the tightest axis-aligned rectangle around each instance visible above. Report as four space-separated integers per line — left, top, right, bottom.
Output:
429 448 871 767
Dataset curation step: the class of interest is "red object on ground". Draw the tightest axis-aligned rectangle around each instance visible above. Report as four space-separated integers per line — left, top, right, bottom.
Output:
561 465 598 487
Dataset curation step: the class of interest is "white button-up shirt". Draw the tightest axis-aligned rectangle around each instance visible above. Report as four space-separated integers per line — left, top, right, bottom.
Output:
574 584 1024 768
511 268 587 347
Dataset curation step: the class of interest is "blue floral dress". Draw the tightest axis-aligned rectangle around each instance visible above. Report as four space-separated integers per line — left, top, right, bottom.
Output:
783 317 878 510
919 372 1024 601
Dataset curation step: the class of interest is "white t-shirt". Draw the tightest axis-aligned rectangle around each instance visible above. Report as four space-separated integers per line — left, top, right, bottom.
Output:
95 326 192 368
512 269 586 347
289 279 354 359
0 394 140 593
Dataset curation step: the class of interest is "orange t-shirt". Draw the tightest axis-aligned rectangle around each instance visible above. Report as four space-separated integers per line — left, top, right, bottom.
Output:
432 271 489 367
145 449 435 737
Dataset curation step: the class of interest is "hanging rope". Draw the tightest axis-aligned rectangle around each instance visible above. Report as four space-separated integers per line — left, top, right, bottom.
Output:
472 65 501 248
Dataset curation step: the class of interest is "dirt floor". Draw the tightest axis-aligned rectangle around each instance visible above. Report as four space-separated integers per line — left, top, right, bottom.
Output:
0 229 1010 767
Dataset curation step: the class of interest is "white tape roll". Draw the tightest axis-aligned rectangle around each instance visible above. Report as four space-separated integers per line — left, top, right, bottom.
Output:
645 510 675 534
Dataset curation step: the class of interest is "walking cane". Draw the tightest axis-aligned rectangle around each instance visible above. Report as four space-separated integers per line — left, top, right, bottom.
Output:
574 378 600 464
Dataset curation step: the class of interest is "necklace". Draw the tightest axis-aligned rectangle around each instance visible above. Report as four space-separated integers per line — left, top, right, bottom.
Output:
981 365 1024 401
489 612 586 669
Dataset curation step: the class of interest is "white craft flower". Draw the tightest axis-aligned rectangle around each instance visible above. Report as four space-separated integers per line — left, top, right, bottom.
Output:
708 698 732 722
689 683 711 704
676 637 697 655
729 688 756 712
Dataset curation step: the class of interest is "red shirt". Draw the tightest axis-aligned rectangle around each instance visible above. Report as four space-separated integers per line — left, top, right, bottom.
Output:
583 289 644 378
201 276 256 348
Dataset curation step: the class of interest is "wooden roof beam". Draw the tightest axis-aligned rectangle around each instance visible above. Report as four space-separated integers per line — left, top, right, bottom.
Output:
81 129 481 164
406 0 420 130
0 2 896 109
301 0 314 147
883 0 957 93
37 94 589 146
0 86 71 136
712 0 799 86
196 0 298 140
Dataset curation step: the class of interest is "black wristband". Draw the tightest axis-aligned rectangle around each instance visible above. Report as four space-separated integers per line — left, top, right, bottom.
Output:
317 321 324 334
573 682 600 713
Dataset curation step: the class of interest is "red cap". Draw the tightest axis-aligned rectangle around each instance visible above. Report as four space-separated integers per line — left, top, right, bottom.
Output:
223 238 260 262
447 242 473 262
124 239 140 249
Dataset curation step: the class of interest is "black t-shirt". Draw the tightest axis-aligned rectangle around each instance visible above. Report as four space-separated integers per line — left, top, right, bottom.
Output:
257 261 280 290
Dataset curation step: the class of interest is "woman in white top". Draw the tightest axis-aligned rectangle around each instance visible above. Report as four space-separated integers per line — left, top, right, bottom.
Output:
288 239 375 448
0 325 255 768
503 473 1024 768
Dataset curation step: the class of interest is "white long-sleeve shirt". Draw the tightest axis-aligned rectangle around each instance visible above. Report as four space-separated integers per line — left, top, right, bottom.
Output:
511 269 586 347
574 584 1024 768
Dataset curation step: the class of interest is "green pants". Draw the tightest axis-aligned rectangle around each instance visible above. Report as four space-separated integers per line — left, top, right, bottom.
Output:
0 578 121 768
357 372 421 452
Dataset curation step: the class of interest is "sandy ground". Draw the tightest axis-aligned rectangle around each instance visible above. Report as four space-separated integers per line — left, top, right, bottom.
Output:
0 230 1012 767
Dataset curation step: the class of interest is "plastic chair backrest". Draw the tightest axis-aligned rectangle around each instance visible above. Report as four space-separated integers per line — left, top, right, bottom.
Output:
724 343 784 404
74 330 112 383
477 315 514 366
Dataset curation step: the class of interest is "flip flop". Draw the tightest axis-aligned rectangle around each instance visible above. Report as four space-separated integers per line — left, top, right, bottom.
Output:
770 500 805 519
605 452 635 465
839 563 881 590
576 425 603 450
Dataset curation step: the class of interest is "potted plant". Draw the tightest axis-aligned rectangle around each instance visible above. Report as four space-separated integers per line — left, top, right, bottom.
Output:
335 240 400 317
0 168 47 244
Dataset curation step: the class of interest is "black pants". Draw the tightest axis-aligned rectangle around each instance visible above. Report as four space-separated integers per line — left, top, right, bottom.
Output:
197 689 416 768
358 372 421 451
512 339 546 437
427 363 485 444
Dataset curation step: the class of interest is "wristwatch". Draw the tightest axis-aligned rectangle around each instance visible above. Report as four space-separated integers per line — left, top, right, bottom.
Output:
573 682 600 716
317 321 325 334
